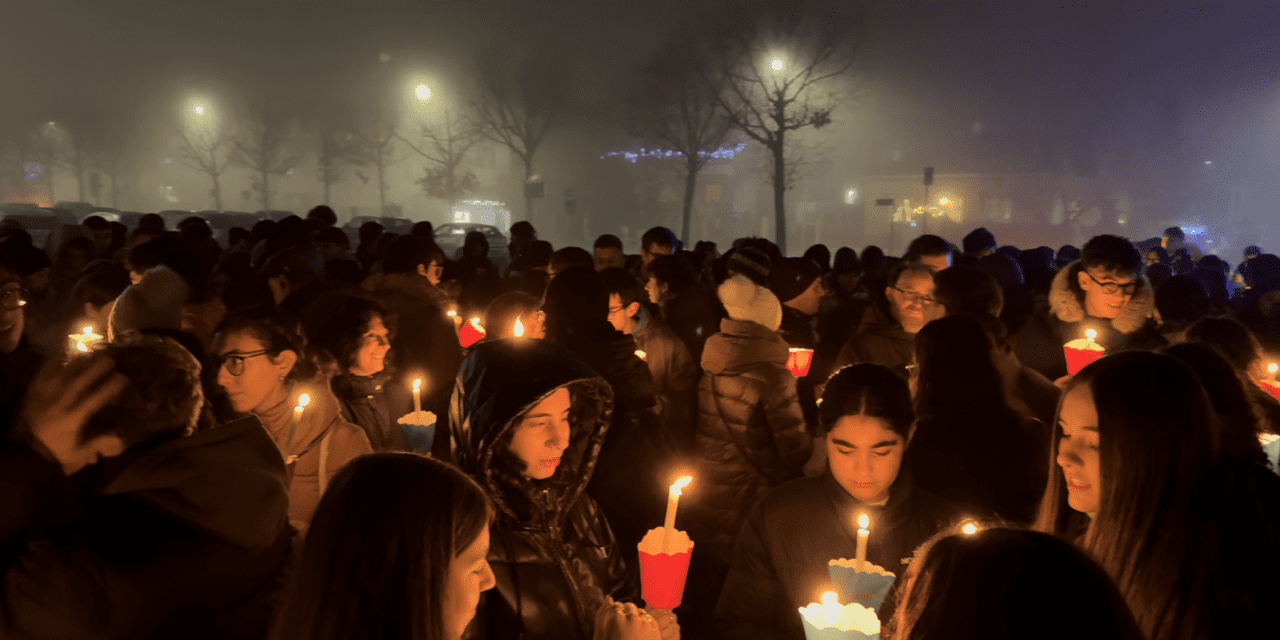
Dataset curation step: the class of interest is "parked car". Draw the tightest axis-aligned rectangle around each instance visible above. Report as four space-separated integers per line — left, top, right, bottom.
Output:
433 223 509 271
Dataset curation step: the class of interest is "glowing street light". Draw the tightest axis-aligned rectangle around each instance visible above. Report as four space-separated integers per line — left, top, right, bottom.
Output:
939 197 949 205
193 103 206 116
770 57 785 72
414 83 431 102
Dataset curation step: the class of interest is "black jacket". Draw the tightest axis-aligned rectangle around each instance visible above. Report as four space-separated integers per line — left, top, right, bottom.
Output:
714 470 961 639
0 417 293 640
452 339 634 640
331 372 405 452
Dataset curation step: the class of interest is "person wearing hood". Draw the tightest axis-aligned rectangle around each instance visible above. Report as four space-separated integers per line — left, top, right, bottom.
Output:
361 234 460 454
714 363 960 639
542 267 678 560
834 262 944 380
451 339 676 640
1028 234 1159 380
0 336 292 639
213 305 372 532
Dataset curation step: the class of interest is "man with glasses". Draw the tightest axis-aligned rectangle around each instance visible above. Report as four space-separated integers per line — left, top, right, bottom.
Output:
0 256 44 439
834 262 943 380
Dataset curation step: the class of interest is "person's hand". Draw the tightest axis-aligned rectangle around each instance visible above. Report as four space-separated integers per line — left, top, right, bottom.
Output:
594 597 660 640
644 607 680 640
22 355 128 474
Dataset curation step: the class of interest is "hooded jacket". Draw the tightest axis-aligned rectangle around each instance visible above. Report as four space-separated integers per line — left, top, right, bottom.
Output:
714 469 961 639
330 371 404 452
632 307 700 451
452 339 632 640
255 381 372 531
690 317 812 566
0 417 292 640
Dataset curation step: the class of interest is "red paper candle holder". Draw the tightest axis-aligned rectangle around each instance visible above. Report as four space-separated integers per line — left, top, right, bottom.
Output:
1260 381 1280 403
459 318 487 348
639 547 693 609
1063 344 1103 376
787 348 814 378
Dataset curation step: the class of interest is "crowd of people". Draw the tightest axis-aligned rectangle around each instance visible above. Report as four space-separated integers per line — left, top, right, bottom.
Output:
1 205 1279 639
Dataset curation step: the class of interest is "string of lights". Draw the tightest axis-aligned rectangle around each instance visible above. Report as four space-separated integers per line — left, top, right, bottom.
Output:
599 142 747 163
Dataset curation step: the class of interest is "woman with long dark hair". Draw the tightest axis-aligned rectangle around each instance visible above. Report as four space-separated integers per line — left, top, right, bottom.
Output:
271 454 494 640
906 315 1049 522
1036 351 1280 639
1160 342 1268 468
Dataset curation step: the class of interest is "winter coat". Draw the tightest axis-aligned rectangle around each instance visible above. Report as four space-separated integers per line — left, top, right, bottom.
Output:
690 318 812 566
835 321 915 380
906 408 1049 524
632 307 700 451
778 305 821 430
360 271 461 456
662 285 724 364
452 339 633 640
714 469 961 639
0 417 293 640
552 320 679 564
254 382 372 532
330 372 405 452
1018 261 1159 380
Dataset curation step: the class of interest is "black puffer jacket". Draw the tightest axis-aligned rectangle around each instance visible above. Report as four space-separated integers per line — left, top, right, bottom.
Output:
715 469 961 639
330 372 405 452
452 339 634 640
689 318 812 565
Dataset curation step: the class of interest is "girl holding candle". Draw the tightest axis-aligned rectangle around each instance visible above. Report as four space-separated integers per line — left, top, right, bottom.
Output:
450 338 679 640
1036 351 1280 640
213 305 372 532
715 363 960 638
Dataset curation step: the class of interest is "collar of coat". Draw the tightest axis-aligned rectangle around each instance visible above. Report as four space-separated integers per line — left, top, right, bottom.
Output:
1048 260 1154 335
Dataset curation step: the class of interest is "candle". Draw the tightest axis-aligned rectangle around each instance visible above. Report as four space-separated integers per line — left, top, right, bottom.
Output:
1269 363 1277 385
1063 328 1105 375
961 521 979 535
513 315 525 338
284 393 310 462
412 378 422 414
855 513 869 570
820 591 841 627
786 347 814 377
459 317 486 348
69 325 103 353
1086 328 1097 344
798 592 881 636
635 349 648 362
662 475 694 554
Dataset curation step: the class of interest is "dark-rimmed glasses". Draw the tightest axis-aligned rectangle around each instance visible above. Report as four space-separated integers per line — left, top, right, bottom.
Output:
1084 270 1139 296
217 350 271 376
891 285 938 307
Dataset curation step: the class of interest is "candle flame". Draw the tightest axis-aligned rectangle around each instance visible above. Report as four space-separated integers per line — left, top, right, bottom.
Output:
76 341 89 352
857 513 869 530
670 475 693 497
961 522 978 535
1270 363 1278 375
469 317 482 329
513 315 525 337
296 393 310 410
412 379 421 392
635 349 647 360
82 325 95 336
1085 328 1097 341
821 591 838 606
446 309 457 317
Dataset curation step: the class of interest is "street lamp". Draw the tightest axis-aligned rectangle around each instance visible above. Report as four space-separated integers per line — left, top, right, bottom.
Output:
193 104 206 116
939 197 949 205
415 83 431 102
770 57 785 72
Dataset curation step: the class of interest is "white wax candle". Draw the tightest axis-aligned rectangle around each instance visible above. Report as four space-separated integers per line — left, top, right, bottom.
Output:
1269 363 1277 385
1086 328 1097 344
662 476 693 554
285 393 310 461
820 591 841 627
855 513 869 570
412 379 422 414
513 315 525 337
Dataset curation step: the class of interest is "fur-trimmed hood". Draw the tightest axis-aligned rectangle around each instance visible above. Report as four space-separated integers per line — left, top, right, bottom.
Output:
1048 261 1154 335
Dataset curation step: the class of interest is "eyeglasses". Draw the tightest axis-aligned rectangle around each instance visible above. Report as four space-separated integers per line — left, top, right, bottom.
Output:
891 286 938 307
1 285 27 311
608 305 625 315
1084 270 1139 296
216 350 271 376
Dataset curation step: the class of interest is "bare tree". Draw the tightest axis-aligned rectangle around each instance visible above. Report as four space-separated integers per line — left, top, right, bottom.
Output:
399 107 482 210
348 120 400 216
471 46 571 223
228 105 299 211
704 9 863 253
316 131 353 207
628 41 733 244
175 113 232 211
44 123 94 203
23 124 59 204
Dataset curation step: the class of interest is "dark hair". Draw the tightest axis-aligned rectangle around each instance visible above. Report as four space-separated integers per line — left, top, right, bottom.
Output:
803 244 831 272
1035 351 1220 640
1081 235 1143 278
384 235 442 275
1185 316 1262 372
303 294 395 374
550 246 593 274
600 267 641 308
137 213 166 233
509 220 536 240
70 266 130 310
593 234 623 251
913 315 1017 427
411 221 434 238
832 247 861 276
819 363 914 438
251 219 277 242
1154 275 1210 333
962 227 997 255
306 205 338 227
542 267 608 341
82 215 110 231
358 221 384 242
647 253 696 294
890 527 1142 640
904 235 953 262
933 266 1002 317
316 226 350 250
641 226 677 254
80 334 204 447
215 305 318 383
1145 246 1169 264
521 240 553 268
1163 226 1185 241
1145 263 1173 290
271 454 491 640
861 246 886 274
1244 245 1262 258
484 291 541 340
228 227 251 247
1161 343 1267 467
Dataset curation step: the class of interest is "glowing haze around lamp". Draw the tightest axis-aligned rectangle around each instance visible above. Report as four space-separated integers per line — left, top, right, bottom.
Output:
828 513 896 612
1063 328 1104 375
799 591 880 640
459 317 486 348
638 476 694 609
787 347 814 377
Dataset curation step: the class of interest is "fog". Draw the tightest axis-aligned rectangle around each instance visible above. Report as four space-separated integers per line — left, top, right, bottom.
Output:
3 0 1277 255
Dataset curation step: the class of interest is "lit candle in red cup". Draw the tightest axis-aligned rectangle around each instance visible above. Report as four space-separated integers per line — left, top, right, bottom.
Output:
787 347 814 377
459 317 486 348
635 349 648 362
1260 363 1280 402
1063 328 1104 375
639 476 696 611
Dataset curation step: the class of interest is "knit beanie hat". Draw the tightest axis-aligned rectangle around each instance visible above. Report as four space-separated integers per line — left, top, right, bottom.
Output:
108 265 188 339
718 274 782 331
769 257 822 303
727 247 771 286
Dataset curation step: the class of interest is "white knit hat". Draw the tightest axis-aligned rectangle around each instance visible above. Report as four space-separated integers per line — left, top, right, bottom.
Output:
717 274 782 331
